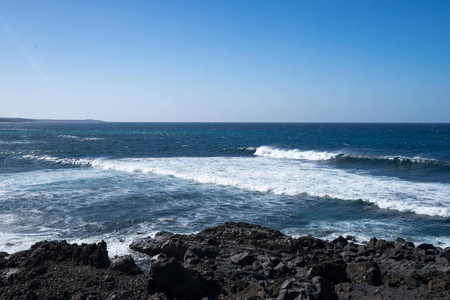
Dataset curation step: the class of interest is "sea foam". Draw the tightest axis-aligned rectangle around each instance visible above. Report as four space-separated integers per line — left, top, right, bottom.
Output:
254 146 338 160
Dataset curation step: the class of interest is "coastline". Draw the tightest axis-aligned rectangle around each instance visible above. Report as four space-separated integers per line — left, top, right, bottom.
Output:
0 118 104 123
1 222 449 299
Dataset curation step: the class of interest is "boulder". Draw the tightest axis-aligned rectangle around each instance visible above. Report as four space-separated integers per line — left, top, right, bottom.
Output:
307 260 348 283
346 261 382 286
231 251 256 266
332 236 348 247
109 255 143 275
129 232 174 256
147 257 219 300
366 238 394 251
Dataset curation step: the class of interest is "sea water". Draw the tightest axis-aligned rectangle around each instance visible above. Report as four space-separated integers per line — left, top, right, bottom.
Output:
0 122 449 257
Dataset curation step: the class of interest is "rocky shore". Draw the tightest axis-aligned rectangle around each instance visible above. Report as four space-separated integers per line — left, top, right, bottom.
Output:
1 222 449 299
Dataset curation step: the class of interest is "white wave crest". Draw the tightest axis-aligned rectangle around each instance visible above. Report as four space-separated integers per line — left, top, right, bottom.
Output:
341 153 442 165
58 135 104 141
254 146 339 161
22 155 92 166
79 137 104 141
254 146 446 166
237 147 256 151
59 135 78 139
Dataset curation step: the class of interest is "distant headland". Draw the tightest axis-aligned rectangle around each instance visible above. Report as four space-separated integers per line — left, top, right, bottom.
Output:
0 117 105 123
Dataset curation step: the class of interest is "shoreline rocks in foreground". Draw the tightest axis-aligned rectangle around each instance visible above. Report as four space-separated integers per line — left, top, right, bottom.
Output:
1 222 449 299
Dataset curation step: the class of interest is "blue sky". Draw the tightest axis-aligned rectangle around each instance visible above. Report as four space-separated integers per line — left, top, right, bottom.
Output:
1 1 449 122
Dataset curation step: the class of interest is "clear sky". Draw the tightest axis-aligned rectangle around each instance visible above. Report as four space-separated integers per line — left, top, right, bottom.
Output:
1 1 449 122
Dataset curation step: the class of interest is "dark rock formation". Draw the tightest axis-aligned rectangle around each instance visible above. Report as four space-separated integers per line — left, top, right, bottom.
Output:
109 255 143 275
346 261 381 285
147 257 220 300
1 222 449 299
0 240 146 299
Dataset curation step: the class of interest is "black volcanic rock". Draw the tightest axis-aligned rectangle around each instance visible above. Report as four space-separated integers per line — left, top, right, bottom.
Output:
346 261 382 286
109 255 143 275
1 222 449 299
147 257 219 300
332 236 348 247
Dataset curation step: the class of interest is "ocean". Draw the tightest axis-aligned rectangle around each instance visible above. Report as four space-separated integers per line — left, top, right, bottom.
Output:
1 122 449 257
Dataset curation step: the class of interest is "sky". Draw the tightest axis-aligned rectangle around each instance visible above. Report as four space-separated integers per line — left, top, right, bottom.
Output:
0 1 449 122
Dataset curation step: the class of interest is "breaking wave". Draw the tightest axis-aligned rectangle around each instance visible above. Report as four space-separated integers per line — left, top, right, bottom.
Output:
254 146 338 160
22 155 93 167
253 146 449 170
59 135 104 141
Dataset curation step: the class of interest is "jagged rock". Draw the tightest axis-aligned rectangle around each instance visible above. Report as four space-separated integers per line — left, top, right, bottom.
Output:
346 262 381 286
225 284 265 300
129 232 174 256
406 241 415 248
231 251 255 266
198 222 284 243
0 253 7 270
417 243 437 251
70 241 110 268
147 257 219 300
307 260 348 283
428 273 450 291
109 255 143 275
395 237 406 244
6 240 111 270
311 276 338 300
439 248 450 262
332 236 348 247
276 278 315 300
130 232 185 261
366 238 394 251
0 241 146 300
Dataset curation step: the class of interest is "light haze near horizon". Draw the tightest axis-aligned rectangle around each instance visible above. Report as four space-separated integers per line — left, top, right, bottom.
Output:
1 1 449 122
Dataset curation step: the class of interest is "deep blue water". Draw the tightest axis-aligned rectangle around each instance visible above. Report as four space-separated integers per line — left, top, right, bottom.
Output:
0 122 449 256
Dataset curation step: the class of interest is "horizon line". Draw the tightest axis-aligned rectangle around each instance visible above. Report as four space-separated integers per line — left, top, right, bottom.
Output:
1 117 449 124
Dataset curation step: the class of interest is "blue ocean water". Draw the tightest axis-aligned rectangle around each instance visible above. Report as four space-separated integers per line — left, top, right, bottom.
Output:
0 122 449 256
